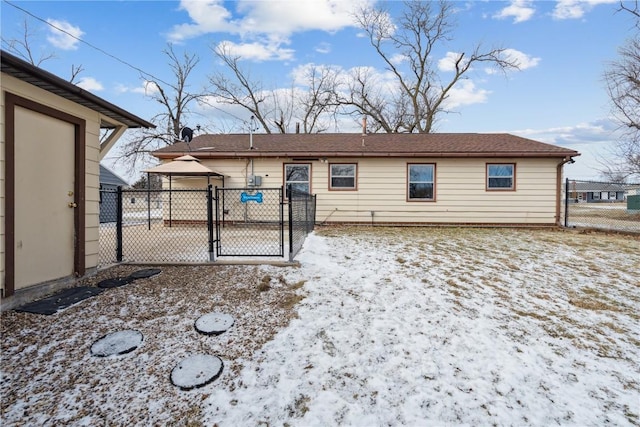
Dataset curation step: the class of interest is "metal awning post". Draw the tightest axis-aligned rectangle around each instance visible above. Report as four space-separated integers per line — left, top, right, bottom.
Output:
147 172 151 230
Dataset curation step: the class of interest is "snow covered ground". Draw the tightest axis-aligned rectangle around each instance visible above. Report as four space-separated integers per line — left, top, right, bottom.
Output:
204 227 639 426
2 227 638 426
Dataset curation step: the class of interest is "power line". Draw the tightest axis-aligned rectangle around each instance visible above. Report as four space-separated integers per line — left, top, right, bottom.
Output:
3 0 251 123
4 0 173 87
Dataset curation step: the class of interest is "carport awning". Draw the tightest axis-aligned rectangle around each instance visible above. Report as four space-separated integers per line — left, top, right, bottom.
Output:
144 155 224 178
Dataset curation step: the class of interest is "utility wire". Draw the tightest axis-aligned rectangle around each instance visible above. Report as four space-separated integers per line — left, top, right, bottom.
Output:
4 0 251 123
5 0 172 87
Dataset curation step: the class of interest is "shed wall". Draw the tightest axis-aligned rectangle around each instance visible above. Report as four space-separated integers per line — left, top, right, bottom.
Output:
1 74 112 294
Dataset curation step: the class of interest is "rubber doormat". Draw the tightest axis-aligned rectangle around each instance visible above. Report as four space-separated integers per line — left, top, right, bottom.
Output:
15 286 105 315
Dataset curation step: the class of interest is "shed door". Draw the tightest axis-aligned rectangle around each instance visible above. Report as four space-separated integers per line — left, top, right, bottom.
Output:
14 106 76 289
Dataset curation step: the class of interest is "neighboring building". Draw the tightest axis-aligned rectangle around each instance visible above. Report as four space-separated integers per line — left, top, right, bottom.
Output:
567 181 627 203
99 164 129 223
152 132 579 226
1 50 153 304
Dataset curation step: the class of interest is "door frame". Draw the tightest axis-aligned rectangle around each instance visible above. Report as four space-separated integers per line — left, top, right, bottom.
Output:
4 92 86 297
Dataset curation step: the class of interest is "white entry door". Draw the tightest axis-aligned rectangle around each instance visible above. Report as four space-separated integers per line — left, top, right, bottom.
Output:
14 106 76 289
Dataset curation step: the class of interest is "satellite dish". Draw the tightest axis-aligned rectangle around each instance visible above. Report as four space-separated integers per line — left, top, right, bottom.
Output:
181 126 194 143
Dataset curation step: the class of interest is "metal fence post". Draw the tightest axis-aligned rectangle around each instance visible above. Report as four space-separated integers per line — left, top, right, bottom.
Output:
116 185 123 262
280 186 284 257
288 184 294 262
207 184 215 262
564 177 569 228
214 186 220 258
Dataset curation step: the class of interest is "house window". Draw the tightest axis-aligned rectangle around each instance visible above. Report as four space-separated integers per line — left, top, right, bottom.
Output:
284 163 311 197
330 163 357 190
487 163 515 190
408 163 435 201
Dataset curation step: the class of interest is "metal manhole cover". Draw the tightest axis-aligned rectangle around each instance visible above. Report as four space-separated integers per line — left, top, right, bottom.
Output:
194 312 234 335
91 330 143 357
170 354 223 390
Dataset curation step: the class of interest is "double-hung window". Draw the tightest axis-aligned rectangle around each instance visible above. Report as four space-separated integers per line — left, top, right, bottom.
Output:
487 163 515 190
329 163 357 190
407 163 435 201
284 163 311 197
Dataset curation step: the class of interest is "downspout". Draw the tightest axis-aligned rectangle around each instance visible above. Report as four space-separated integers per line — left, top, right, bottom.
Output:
556 156 575 226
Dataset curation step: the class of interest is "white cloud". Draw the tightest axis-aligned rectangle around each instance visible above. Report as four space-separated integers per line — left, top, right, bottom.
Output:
438 52 468 72
167 0 234 42
443 80 490 109
168 0 374 61
115 81 160 96
390 53 407 65
169 0 367 41
509 118 621 179
440 49 539 75
493 0 536 23
552 0 617 20
315 42 331 54
46 19 83 50
512 119 619 146
499 48 541 71
214 40 295 62
75 77 103 91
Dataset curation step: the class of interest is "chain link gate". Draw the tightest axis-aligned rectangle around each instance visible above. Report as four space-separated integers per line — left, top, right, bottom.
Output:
214 187 284 257
99 186 315 266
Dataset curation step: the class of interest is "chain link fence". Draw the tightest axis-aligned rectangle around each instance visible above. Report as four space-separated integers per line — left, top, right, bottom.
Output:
564 179 640 233
215 187 284 257
99 188 211 266
288 185 317 261
99 186 317 267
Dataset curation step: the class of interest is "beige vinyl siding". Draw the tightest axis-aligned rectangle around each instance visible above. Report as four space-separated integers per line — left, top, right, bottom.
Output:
158 155 562 226
1 74 124 292
1 90 5 290
85 121 101 270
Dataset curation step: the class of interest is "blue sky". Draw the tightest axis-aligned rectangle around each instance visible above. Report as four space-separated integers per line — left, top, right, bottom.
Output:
2 0 636 181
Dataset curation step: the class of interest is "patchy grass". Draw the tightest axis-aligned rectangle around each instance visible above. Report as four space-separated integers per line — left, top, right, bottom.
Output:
2 226 638 426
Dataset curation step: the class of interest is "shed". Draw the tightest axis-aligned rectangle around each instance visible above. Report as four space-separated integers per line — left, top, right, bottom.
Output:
99 165 129 223
1 50 154 303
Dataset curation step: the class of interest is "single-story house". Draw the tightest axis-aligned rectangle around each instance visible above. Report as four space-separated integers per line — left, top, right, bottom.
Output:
566 181 627 203
99 164 129 223
151 132 579 226
1 50 153 305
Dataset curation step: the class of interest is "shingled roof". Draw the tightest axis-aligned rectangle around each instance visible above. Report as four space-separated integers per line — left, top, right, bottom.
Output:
153 133 580 159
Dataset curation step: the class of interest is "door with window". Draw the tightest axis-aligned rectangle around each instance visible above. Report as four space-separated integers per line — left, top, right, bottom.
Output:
284 163 311 197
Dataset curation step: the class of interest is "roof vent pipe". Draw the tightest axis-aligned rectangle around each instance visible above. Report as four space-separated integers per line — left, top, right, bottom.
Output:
249 115 255 150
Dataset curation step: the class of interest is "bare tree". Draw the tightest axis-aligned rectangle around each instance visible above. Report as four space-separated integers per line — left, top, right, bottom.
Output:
1 19 56 66
2 18 87 83
603 36 640 180
344 0 520 133
208 44 341 133
209 42 273 133
619 0 639 29
117 44 207 169
295 64 341 133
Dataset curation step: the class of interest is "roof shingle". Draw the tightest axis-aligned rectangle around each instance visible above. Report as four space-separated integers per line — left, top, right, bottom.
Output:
153 133 580 159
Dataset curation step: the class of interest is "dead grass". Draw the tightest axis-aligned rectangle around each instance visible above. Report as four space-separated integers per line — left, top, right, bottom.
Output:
4 225 638 426
1 264 306 426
